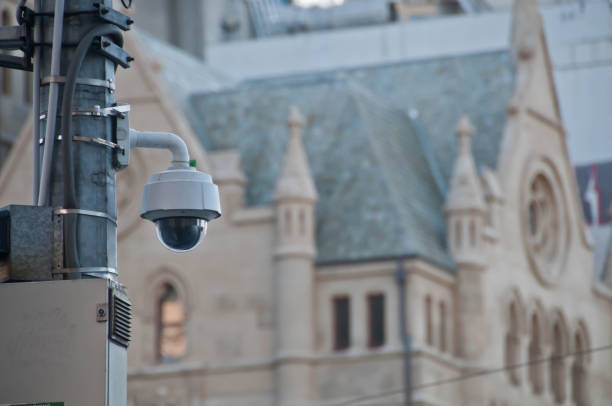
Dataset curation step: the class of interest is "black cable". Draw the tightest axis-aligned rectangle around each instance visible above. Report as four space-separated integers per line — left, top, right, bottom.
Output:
327 344 612 406
121 0 133 9
60 24 123 275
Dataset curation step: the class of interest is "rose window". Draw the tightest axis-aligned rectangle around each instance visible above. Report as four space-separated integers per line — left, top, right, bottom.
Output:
526 174 559 263
522 164 567 286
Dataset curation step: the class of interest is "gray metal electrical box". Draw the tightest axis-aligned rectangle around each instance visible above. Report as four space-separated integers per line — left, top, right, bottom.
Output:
0 279 130 405
0 205 55 281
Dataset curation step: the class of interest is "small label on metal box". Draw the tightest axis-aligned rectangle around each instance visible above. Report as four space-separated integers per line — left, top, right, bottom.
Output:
96 303 108 322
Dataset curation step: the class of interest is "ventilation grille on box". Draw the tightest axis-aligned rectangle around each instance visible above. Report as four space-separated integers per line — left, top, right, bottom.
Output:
109 289 131 348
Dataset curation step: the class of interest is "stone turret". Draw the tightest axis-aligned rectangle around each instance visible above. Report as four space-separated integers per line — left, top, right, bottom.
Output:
273 106 317 406
275 107 317 204
275 105 318 258
445 115 486 267
445 115 487 363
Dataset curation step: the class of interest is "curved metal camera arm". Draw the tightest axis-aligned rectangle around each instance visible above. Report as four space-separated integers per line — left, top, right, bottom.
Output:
129 129 190 169
128 129 221 252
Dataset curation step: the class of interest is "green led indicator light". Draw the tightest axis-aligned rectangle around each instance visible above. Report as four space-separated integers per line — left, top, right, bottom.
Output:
189 159 197 168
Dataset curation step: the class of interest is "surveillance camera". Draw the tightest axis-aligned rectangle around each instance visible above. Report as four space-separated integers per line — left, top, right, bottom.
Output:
140 168 221 252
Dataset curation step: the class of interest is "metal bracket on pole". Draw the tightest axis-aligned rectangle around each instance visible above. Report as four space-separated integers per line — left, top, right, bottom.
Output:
54 208 117 226
33 4 133 31
0 53 32 71
55 267 118 276
0 25 28 49
93 3 134 31
0 8 33 71
39 135 122 152
39 103 131 120
41 75 116 92
113 103 131 170
53 267 119 282
73 135 122 151
97 36 133 68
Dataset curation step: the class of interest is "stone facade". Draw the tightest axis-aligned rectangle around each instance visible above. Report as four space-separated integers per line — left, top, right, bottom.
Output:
0 0 611 405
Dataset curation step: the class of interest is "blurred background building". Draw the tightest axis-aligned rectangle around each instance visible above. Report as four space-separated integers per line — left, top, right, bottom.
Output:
133 0 585 58
1 0 612 405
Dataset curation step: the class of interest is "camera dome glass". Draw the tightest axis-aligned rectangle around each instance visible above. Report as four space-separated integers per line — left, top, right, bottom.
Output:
155 217 207 252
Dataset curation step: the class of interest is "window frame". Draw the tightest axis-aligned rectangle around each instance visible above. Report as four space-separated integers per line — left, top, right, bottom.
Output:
332 295 351 351
156 282 187 363
425 294 433 346
439 300 447 353
367 292 386 349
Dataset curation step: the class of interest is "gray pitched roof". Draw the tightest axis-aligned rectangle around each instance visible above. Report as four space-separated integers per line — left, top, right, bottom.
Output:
189 50 515 268
132 30 233 112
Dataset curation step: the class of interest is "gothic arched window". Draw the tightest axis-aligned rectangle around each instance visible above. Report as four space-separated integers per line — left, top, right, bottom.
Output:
572 330 589 406
469 219 476 247
367 293 385 348
333 296 350 351
439 301 447 353
505 302 521 385
528 314 544 394
454 220 462 250
284 207 292 235
425 295 433 346
298 208 306 235
550 322 566 403
156 283 186 362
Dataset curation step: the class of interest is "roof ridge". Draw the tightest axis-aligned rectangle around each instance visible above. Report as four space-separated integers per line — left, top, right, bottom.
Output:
346 81 416 248
346 81 449 264
408 110 447 197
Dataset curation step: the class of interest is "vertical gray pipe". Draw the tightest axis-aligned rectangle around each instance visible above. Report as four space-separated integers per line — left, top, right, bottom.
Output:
32 0 41 204
37 0 65 206
395 259 412 406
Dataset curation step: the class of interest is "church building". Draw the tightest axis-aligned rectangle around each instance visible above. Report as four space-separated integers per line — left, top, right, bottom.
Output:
0 0 611 405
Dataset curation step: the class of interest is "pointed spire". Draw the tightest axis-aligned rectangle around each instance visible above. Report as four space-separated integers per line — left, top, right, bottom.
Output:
511 0 540 61
456 114 474 155
288 105 305 129
445 115 485 212
275 106 317 202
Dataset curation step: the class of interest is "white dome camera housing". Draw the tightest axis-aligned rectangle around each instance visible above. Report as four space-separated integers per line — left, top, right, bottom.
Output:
141 168 221 252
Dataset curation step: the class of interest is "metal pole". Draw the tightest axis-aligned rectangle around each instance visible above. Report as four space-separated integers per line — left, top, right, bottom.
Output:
0 3 131 404
38 0 123 280
395 259 412 406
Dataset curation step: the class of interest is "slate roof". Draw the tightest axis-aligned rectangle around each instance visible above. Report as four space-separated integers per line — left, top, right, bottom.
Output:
188 50 515 268
132 30 233 114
